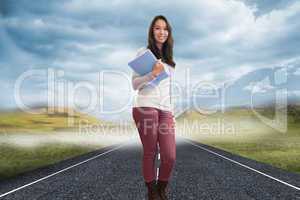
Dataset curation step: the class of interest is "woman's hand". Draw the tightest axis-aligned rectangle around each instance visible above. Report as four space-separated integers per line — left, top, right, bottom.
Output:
151 59 165 77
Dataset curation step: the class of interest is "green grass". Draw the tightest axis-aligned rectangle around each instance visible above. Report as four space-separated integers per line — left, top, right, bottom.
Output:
201 135 300 174
0 107 112 134
0 106 116 180
179 106 300 174
0 142 103 180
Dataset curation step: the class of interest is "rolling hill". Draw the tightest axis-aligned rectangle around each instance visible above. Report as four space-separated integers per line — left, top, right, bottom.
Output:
0 106 113 133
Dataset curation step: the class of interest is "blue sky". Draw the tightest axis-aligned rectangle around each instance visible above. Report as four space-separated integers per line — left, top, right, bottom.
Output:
0 0 300 121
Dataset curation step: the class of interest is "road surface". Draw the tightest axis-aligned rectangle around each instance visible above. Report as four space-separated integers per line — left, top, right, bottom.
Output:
0 136 299 199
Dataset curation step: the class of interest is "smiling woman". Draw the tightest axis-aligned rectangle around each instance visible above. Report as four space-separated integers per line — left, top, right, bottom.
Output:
147 16 176 68
131 15 176 200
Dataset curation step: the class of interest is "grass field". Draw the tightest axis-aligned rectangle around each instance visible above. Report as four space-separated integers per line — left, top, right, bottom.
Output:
0 142 103 180
0 107 131 180
177 105 300 174
0 107 111 134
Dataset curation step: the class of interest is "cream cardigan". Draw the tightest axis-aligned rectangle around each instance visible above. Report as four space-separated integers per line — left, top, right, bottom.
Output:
131 47 175 115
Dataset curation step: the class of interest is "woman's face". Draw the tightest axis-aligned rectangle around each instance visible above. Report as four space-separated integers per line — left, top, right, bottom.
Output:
153 19 169 45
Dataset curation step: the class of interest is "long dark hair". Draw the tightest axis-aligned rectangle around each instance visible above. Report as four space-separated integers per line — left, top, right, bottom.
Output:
147 15 176 68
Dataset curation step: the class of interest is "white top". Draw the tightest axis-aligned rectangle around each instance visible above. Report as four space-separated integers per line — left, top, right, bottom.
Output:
131 47 176 115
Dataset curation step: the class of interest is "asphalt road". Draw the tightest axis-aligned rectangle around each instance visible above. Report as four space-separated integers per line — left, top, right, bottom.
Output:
0 136 299 199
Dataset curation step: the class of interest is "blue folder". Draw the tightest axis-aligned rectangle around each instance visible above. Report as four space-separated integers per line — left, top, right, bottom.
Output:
128 49 169 87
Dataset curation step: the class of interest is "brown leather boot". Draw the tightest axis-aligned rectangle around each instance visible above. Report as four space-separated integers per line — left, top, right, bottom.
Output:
157 180 169 200
145 180 159 200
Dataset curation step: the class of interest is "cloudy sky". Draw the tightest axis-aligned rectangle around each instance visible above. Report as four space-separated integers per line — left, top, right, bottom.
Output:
0 0 300 121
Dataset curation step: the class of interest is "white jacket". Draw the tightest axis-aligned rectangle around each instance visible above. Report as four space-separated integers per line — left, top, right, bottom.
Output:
131 47 176 115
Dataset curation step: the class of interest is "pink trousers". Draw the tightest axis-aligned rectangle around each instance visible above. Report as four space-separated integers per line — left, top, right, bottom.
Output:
132 107 176 183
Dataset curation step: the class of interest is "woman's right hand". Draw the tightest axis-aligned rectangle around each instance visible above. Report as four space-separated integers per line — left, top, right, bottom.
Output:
151 59 165 77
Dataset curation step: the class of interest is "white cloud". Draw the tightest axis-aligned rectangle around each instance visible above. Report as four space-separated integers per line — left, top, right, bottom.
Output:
1 0 300 121
244 77 275 93
226 65 254 81
294 68 300 75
